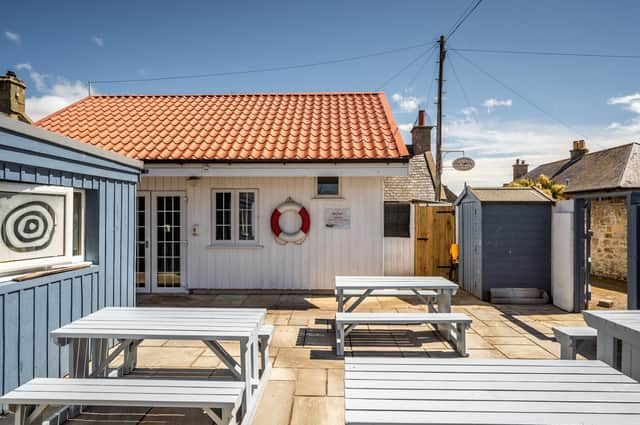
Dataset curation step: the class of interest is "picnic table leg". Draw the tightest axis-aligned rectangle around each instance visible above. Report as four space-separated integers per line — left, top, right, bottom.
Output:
239 339 251 418
13 405 35 425
90 338 109 377
337 289 344 313
336 321 345 357
122 340 139 375
68 338 89 417
436 290 453 340
455 323 469 357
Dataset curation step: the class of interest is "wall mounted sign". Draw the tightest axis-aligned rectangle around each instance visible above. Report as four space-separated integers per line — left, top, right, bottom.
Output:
324 208 350 229
452 156 476 171
0 191 65 262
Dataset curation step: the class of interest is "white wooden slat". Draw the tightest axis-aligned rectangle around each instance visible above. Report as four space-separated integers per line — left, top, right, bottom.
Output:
340 289 438 297
51 328 252 340
56 321 258 331
345 357 606 367
92 309 266 317
100 307 267 313
345 379 640 392
345 410 640 425
345 371 637 383
345 364 617 375
336 313 470 324
345 398 640 414
19 383 242 396
2 391 241 407
345 388 640 402
29 377 244 388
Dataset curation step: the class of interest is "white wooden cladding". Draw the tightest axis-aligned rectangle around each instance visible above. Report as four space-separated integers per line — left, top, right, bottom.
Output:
139 175 384 290
1 378 244 408
344 358 640 425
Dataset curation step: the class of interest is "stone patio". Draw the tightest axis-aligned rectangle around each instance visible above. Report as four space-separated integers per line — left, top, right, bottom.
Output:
1 290 592 425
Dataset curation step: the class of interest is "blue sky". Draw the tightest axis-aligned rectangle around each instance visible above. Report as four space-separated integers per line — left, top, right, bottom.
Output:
2 0 639 192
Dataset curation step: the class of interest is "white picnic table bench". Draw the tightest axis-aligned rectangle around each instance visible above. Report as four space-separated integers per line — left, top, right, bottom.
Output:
1 378 244 425
344 357 640 424
584 310 640 380
48 307 269 423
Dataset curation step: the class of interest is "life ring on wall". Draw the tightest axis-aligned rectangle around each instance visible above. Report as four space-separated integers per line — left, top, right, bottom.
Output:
270 197 310 245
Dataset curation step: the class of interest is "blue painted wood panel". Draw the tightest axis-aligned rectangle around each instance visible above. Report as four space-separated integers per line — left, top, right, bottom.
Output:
0 125 140 398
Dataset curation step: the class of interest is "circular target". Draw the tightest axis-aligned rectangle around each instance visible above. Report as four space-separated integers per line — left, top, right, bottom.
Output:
1 201 55 252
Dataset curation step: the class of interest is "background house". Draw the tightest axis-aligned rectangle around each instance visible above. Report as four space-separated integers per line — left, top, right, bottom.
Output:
36 92 410 291
0 80 142 399
514 140 640 282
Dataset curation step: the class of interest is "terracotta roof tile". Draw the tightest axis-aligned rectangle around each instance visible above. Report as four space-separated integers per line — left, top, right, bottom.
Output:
35 92 408 162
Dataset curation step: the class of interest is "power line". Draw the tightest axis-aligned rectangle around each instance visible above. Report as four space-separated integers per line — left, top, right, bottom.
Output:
90 40 436 85
377 44 438 89
446 0 483 39
407 47 438 88
452 50 587 138
450 47 640 59
447 56 472 111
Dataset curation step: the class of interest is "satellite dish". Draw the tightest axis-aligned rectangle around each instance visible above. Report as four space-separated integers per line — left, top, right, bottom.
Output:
452 156 475 171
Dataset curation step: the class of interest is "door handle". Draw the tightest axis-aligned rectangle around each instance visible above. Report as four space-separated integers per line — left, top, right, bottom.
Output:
145 240 149 248
417 237 429 241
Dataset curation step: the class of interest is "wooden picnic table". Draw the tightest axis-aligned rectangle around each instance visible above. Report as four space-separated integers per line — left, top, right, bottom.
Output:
344 357 640 424
50 307 266 417
584 310 640 380
335 276 458 338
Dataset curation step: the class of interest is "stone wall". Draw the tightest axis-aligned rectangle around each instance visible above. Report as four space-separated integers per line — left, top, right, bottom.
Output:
590 198 627 281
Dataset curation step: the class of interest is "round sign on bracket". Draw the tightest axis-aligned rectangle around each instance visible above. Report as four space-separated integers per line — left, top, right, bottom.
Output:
452 156 475 171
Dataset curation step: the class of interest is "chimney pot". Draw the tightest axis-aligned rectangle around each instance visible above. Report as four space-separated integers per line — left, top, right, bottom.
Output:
418 110 425 126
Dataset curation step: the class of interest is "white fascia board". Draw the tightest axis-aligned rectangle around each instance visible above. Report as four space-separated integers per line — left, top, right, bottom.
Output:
144 162 408 177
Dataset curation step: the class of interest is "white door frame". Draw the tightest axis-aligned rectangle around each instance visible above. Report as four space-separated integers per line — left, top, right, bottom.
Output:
135 192 151 293
149 191 187 293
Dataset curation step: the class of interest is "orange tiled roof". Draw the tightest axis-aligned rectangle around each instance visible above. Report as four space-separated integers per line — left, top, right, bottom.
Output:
36 92 408 162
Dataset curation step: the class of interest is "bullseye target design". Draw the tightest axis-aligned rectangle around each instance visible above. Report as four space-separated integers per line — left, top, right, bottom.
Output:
1 201 56 252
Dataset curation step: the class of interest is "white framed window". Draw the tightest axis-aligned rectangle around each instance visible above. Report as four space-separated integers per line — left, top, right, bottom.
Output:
316 176 341 197
211 189 258 244
0 182 85 278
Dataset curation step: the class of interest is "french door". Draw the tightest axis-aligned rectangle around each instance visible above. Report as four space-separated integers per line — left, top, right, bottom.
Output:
136 192 186 293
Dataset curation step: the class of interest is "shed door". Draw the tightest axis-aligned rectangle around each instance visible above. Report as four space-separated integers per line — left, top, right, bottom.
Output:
135 192 151 293
460 202 481 297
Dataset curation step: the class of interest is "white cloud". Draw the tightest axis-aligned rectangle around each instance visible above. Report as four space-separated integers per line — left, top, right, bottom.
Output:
16 63 48 91
398 123 413 132
483 98 512 113
13 64 89 121
4 31 20 44
392 93 422 113
91 36 104 47
607 92 640 133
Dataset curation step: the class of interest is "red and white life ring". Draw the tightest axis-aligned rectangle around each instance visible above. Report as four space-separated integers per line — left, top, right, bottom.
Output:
270 198 310 245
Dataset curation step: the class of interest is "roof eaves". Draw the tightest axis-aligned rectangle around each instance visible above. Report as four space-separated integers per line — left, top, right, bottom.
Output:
378 93 410 158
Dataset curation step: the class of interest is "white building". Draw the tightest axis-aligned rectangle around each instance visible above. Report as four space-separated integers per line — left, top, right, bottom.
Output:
37 92 413 292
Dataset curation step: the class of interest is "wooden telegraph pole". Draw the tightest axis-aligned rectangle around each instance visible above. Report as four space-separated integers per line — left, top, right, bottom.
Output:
436 34 446 201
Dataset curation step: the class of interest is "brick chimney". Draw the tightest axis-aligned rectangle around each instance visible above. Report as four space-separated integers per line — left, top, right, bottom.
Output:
512 158 529 181
411 110 433 155
0 70 31 123
570 139 588 160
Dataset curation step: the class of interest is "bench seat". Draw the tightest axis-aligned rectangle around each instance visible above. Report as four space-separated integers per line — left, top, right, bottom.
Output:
335 313 471 357
338 289 438 298
1 378 244 425
553 326 597 360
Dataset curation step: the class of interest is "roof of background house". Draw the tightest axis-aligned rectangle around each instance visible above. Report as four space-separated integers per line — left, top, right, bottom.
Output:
384 146 457 203
35 92 409 162
523 143 640 194
456 186 553 204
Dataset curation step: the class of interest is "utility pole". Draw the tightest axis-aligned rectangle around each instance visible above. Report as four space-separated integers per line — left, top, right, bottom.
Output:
436 34 446 201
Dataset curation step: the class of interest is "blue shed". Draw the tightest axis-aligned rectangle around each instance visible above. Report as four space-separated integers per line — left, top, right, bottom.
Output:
0 115 142 398
455 186 553 301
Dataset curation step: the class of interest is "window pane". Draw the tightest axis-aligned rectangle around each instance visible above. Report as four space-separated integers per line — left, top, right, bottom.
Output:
384 202 411 238
215 192 232 241
239 192 255 241
317 177 339 196
72 192 83 256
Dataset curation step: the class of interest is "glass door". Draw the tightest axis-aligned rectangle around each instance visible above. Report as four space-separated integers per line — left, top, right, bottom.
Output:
151 192 186 292
135 192 151 293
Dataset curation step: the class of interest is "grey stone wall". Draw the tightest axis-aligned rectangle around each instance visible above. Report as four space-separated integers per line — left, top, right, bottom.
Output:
591 198 627 281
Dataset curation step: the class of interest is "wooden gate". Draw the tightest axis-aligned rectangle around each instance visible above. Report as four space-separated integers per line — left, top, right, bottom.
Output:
414 205 455 277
